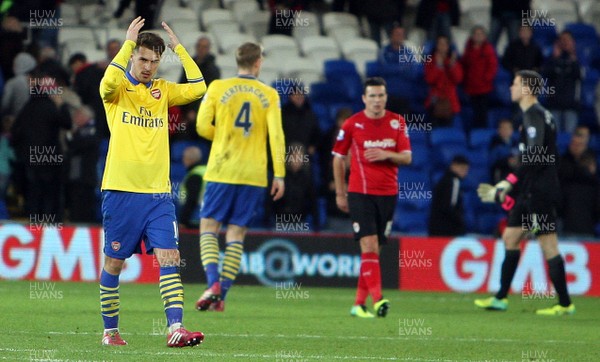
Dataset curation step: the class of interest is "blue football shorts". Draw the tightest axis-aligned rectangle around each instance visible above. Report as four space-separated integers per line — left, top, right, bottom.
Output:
200 182 265 227
102 190 179 259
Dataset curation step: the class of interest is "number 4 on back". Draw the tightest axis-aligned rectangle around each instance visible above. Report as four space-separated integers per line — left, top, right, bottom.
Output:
234 102 252 136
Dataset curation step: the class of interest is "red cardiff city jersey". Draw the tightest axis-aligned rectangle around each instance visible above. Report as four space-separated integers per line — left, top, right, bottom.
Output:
332 110 411 195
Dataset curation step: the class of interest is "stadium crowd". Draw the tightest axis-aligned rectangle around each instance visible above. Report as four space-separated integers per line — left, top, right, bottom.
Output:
1 0 600 238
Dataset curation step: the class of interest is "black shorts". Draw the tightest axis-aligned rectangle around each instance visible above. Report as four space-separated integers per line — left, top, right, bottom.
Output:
348 192 397 244
507 194 558 235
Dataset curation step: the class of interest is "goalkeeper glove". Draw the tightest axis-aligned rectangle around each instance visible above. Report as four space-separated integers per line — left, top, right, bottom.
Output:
477 174 518 210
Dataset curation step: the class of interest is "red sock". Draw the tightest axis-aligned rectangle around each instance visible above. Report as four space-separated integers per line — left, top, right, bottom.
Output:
360 252 382 303
354 272 368 305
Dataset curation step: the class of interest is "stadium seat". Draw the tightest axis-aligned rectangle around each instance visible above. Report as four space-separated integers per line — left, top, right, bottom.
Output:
259 57 281 85
393 209 429 234
487 107 513 128
329 26 361 47
556 132 572 154
209 21 243 48
230 0 259 23
476 211 505 235
178 31 215 54
218 32 257 55
309 82 349 104
292 11 320 42
532 24 557 49
201 8 234 31
215 54 238 78
262 34 300 59
300 36 341 71
469 129 496 150
407 143 431 171
323 60 363 101
282 57 321 79
565 22 598 42
341 38 378 60
322 12 360 34
431 127 467 147
241 10 270 40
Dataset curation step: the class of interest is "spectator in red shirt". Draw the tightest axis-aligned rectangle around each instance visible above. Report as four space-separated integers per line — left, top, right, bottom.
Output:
424 35 463 127
332 77 412 319
461 25 498 129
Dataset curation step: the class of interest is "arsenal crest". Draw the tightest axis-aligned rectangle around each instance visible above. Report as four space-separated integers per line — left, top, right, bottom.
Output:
151 88 161 99
111 241 121 251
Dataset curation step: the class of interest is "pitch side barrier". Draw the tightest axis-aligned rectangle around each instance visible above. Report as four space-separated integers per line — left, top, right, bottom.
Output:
0 223 598 296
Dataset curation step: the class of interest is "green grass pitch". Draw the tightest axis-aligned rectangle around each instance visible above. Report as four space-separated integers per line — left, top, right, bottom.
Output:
0 280 598 361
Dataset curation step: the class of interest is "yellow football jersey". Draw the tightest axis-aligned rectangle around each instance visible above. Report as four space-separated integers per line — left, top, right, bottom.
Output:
196 75 285 187
100 40 206 193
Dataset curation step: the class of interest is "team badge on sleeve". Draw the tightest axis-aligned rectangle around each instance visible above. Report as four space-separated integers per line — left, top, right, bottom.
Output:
111 241 121 251
337 129 345 141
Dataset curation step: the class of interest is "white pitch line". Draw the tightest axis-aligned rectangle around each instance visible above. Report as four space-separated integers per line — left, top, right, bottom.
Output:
0 347 458 361
16 330 591 345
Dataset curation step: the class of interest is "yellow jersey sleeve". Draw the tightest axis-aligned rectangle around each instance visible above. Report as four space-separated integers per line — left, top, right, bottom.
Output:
165 44 207 107
197 77 285 187
100 40 135 103
266 89 285 179
196 82 217 141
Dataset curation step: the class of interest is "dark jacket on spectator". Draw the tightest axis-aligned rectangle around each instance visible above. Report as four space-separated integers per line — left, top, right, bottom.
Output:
491 0 530 17
281 100 319 151
74 63 109 139
558 152 600 236
416 0 460 30
502 38 543 75
542 53 582 110
429 169 466 236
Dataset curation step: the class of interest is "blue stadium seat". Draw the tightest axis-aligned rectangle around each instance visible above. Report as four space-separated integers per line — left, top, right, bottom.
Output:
434 145 469 169
171 140 200 162
557 132 571 155
476 212 505 235
170 162 187 186
309 82 350 104
393 209 428 233
397 168 432 211
532 25 557 49
492 78 512 107
431 127 467 147
408 143 431 170
581 80 597 109
365 61 381 77
463 164 491 191
323 60 363 101
311 102 332 132
487 107 513 128
564 23 598 43
408 130 429 146
469 128 496 150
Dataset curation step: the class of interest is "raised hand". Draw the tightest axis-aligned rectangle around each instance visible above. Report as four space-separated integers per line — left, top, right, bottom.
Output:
126 16 145 42
161 21 180 50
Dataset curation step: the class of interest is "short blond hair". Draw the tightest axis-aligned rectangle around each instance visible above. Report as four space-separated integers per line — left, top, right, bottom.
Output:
236 42 263 69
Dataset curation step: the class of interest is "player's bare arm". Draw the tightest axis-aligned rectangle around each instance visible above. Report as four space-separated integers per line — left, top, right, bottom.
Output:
161 21 180 50
332 156 349 213
364 148 412 165
126 16 144 42
271 178 285 201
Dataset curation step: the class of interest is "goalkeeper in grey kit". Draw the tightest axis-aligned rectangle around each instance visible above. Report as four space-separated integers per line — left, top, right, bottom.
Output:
474 70 575 315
